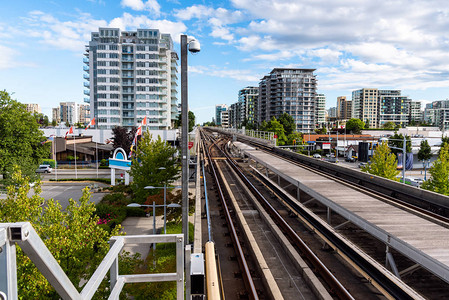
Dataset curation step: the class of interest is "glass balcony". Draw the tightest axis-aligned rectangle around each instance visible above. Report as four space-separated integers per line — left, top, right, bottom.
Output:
83 82 90 88
83 57 89 64
122 74 133 78
84 97 90 103
83 90 90 95
83 74 89 80
83 66 89 71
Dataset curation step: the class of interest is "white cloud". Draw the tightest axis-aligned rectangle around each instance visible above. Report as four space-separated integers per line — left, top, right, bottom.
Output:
20 11 186 52
121 0 161 16
190 65 259 82
0 45 16 69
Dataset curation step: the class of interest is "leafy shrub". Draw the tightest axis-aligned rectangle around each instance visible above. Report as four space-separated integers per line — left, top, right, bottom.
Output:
100 159 109 166
42 159 56 168
125 206 147 217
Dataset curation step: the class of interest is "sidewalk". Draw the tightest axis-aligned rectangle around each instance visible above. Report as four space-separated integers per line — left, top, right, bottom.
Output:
120 215 164 260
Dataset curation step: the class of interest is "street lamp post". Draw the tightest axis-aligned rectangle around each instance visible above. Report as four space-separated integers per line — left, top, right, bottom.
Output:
127 202 182 252
145 184 181 234
181 34 200 246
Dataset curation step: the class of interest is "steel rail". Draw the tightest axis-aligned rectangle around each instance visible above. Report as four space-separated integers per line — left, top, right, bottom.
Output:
201 131 259 300
214 139 355 300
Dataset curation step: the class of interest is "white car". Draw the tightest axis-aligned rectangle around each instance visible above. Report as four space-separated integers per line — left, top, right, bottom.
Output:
313 154 321 159
36 165 52 173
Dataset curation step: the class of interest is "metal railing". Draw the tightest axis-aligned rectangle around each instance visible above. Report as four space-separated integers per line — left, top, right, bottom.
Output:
0 222 184 300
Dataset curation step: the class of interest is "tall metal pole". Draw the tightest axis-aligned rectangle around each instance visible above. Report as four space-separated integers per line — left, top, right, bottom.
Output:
181 35 189 246
402 136 406 183
163 184 167 234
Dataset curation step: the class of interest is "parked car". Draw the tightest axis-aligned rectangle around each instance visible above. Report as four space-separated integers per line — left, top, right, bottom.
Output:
36 165 52 173
313 154 321 159
345 156 357 162
399 177 423 187
358 162 368 168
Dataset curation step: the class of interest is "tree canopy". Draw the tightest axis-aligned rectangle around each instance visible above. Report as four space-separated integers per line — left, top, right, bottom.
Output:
346 118 365 134
262 117 288 146
382 121 396 130
0 167 120 298
278 113 296 136
0 90 50 182
418 140 432 162
130 131 180 203
362 142 399 180
112 126 137 154
174 111 196 132
388 133 412 155
422 143 449 195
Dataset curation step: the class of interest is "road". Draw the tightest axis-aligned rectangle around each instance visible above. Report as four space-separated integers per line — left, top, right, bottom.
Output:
38 168 111 180
1 182 108 210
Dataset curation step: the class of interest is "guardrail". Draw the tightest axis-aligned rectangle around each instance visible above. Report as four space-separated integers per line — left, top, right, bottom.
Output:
0 222 184 300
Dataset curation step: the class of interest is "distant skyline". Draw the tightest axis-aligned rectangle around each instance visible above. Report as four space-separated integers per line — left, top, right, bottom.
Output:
2 0 449 124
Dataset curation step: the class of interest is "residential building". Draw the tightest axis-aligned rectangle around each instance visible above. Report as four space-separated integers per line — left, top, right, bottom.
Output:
424 100 449 129
238 86 258 128
60 102 78 125
352 88 410 128
351 88 379 128
228 103 238 128
25 103 41 114
84 27 178 129
52 107 61 123
337 96 352 120
221 110 229 128
410 101 423 123
258 68 317 133
78 103 90 125
315 93 326 126
378 90 410 127
215 104 228 126
328 107 337 118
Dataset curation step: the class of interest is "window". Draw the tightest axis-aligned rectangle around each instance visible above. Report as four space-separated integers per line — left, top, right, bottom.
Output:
98 117 107 123
110 94 120 99
109 45 118 50
109 61 119 67
110 78 119 83
98 101 107 107
110 102 119 107
110 69 119 75
97 45 106 50
109 53 118 59
97 53 106 58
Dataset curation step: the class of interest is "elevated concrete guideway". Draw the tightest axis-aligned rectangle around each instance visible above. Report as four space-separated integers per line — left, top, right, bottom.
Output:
233 141 449 285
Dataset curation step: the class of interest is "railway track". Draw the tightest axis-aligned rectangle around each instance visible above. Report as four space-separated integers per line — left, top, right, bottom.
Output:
214 128 449 220
201 130 404 299
208 129 449 299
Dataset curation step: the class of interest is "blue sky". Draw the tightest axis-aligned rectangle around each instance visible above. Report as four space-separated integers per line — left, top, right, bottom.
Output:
2 0 449 124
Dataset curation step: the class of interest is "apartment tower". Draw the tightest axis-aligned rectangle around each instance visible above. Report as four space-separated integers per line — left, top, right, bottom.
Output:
84 28 178 129
258 68 317 133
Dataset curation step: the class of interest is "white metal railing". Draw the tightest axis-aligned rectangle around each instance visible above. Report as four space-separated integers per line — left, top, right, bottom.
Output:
0 222 184 300
216 128 276 146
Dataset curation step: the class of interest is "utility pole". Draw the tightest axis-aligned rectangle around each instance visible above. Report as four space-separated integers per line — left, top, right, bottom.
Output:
181 35 189 246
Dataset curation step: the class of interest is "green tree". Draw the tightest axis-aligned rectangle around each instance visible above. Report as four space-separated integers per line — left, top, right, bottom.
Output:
278 113 296 136
265 117 287 146
418 140 432 181
287 132 303 146
346 118 365 134
382 121 396 130
0 91 50 182
365 119 370 129
34 113 49 127
388 133 411 155
0 167 120 298
422 144 449 195
51 119 57 127
362 142 399 180
188 111 196 132
130 131 180 203
315 126 327 134
174 111 196 132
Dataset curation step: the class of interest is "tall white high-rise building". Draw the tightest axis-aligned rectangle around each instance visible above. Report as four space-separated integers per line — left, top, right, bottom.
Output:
84 28 178 129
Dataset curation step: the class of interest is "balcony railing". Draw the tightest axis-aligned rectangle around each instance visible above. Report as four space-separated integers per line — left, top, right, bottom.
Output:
83 74 89 80
83 66 89 71
83 82 90 88
83 90 90 95
84 97 90 103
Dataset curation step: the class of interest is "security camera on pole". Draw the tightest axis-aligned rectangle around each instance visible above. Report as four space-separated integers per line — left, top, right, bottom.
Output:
181 35 200 247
